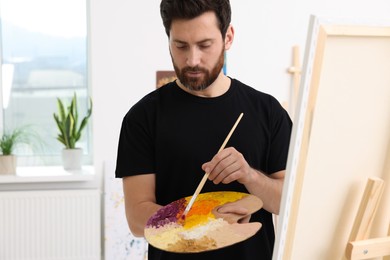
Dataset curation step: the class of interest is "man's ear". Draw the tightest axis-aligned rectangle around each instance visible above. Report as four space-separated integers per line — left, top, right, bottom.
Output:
224 25 234 50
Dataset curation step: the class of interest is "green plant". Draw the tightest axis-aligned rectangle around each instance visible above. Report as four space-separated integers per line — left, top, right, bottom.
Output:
53 92 93 149
0 127 32 155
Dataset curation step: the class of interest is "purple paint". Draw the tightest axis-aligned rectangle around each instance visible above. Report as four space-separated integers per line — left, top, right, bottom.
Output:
146 198 186 228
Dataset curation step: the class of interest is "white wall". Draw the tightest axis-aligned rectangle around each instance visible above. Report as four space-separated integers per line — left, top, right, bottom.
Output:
90 0 390 197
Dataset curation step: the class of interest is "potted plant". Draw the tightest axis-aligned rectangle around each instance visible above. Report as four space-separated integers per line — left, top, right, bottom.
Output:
53 92 92 170
0 126 32 175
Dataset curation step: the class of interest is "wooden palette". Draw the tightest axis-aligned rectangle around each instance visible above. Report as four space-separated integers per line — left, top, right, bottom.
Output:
144 191 263 253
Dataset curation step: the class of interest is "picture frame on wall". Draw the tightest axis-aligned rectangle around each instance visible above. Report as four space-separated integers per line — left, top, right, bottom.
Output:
156 70 177 88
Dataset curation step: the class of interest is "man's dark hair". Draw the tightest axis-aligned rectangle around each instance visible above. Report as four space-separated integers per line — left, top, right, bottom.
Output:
160 0 231 38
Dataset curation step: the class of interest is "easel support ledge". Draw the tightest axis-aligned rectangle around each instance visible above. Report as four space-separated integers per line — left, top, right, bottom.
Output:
346 236 390 260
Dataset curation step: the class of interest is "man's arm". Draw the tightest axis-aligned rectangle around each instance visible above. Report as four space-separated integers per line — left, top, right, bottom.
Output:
202 147 285 215
243 169 285 215
122 174 161 237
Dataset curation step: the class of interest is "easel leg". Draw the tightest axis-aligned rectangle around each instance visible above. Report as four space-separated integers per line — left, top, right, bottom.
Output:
346 177 390 260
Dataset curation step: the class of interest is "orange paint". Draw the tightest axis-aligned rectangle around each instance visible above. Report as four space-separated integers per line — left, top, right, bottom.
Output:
176 192 246 229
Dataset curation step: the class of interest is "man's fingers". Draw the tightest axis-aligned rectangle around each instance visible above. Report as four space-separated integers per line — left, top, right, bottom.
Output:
217 204 249 215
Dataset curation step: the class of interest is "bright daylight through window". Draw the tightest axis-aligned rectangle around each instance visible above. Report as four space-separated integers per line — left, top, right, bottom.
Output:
0 0 91 166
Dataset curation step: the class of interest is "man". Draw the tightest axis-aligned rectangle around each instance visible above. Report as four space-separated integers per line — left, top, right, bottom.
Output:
115 0 292 259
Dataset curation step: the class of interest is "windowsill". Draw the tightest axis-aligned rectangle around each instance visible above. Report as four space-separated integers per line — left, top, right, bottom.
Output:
0 165 95 184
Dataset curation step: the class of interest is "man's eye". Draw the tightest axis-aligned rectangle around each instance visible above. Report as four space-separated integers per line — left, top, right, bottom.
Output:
176 44 187 49
200 45 211 49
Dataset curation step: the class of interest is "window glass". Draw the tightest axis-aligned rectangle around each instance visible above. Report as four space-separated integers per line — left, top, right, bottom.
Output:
0 0 90 165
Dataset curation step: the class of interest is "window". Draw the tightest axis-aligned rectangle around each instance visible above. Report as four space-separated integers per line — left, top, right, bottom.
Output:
0 0 91 166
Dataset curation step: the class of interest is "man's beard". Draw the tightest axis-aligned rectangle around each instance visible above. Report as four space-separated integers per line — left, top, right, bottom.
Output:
172 48 225 92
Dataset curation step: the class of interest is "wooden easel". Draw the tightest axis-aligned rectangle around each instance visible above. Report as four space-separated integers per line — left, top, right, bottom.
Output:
286 45 301 118
346 177 390 259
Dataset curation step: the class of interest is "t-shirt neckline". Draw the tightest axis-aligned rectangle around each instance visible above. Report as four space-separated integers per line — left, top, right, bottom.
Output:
172 78 236 103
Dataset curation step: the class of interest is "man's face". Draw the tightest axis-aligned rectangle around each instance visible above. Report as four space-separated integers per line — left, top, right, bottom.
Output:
169 12 227 91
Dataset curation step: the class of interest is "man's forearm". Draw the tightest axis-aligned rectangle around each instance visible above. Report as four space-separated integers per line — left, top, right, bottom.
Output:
244 169 285 215
125 201 162 237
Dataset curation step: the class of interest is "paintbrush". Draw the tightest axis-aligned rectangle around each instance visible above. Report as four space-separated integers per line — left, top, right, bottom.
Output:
181 113 244 220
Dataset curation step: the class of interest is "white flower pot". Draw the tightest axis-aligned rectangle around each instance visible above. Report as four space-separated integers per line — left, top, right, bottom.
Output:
0 155 17 175
62 148 83 170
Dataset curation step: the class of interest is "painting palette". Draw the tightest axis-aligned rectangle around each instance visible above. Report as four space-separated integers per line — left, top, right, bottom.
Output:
144 191 263 253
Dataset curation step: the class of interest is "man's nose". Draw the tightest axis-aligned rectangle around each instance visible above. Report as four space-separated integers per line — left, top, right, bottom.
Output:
186 47 201 67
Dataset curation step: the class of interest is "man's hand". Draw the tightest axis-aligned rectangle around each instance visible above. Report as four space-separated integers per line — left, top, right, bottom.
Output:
202 147 285 215
212 201 252 224
202 147 254 185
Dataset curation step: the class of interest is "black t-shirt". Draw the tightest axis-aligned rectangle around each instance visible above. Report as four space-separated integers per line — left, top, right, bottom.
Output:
116 78 292 260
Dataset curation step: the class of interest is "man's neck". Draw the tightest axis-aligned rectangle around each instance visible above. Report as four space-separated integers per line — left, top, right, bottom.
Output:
177 73 231 98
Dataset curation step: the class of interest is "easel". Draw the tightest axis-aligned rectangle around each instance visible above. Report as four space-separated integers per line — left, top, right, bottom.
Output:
346 177 390 259
286 45 301 118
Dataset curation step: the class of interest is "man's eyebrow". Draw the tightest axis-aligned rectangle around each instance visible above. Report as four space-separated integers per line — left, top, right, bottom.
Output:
172 39 187 44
